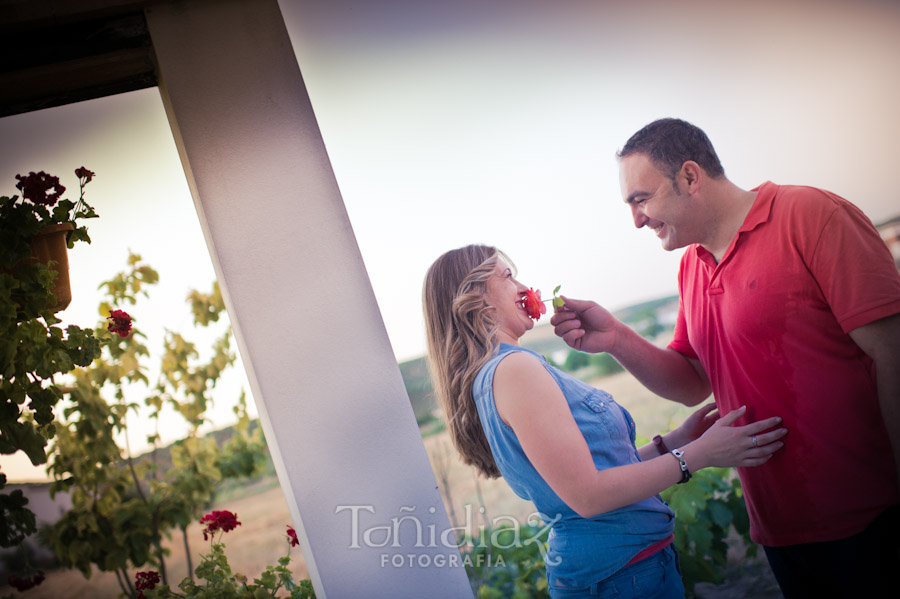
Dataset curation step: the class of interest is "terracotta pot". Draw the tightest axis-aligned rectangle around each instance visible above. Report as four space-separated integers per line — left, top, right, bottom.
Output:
29 223 74 311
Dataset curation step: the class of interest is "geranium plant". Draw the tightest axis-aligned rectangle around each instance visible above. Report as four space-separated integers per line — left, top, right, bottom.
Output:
139 510 316 599
0 169 130 590
3 167 98 248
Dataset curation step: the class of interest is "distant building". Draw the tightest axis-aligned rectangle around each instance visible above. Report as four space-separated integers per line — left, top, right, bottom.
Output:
876 215 900 267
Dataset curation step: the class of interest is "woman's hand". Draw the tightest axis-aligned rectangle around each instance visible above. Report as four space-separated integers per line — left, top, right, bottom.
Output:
668 403 719 448
685 406 787 470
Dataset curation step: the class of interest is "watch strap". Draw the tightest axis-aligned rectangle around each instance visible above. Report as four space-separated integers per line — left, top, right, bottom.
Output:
652 434 670 456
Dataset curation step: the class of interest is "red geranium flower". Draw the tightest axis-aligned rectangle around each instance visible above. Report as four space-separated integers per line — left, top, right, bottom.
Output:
7 571 44 592
14 171 65 206
135 570 160 598
286 525 299 547
521 288 547 321
107 309 132 338
200 510 241 540
74 166 95 182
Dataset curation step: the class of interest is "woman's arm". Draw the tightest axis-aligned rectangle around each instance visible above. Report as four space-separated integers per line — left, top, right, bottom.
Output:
493 352 785 518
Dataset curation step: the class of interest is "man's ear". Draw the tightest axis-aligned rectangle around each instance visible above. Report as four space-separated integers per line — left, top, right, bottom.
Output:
680 161 703 194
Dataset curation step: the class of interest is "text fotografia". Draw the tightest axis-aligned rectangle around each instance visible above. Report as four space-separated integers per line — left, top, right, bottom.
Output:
335 504 560 567
381 551 506 569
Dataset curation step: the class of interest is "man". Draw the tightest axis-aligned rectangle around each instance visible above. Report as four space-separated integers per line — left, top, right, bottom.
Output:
551 118 900 597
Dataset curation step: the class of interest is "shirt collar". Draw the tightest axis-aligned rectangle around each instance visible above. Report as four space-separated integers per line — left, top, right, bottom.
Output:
692 181 777 263
740 181 778 233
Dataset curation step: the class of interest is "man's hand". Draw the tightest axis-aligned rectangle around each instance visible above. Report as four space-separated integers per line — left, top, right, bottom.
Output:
549 297 621 354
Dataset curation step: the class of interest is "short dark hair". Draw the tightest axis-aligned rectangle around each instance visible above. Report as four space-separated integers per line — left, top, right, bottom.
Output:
617 118 725 180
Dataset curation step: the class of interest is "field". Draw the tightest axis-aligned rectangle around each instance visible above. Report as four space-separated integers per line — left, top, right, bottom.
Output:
2 365 780 598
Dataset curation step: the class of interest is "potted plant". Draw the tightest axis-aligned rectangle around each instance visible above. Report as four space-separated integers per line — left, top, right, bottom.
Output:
0 167 98 311
0 168 104 582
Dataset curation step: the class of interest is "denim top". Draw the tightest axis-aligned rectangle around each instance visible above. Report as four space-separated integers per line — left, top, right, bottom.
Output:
473 344 675 588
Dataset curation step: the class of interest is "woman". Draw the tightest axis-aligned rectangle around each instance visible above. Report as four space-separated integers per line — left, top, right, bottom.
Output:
423 245 787 598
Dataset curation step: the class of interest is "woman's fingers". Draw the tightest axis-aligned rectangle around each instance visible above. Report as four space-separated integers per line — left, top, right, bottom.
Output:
741 454 776 467
750 428 788 448
739 415 784 435
695 403 717 418
716 405 747 426
740 429 788 465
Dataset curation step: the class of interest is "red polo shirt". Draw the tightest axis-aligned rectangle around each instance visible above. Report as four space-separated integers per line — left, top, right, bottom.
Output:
669 182 900 547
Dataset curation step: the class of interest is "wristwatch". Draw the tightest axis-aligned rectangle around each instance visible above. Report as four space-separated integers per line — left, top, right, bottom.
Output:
670 449 691 484
652 434 670 456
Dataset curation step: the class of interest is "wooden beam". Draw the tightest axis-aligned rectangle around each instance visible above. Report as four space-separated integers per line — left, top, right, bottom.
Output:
0 10 156 117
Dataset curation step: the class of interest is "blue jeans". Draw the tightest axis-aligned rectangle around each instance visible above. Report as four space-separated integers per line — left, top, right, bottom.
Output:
549 545 684 598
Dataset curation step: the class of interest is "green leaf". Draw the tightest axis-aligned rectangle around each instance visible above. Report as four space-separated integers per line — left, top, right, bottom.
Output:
706 499 733 531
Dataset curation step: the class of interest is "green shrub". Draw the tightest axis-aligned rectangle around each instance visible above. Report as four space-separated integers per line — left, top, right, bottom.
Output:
462 521 551 599
660 467 754 597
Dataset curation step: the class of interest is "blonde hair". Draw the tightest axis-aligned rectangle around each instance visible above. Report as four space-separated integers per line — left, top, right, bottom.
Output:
423 245 510 478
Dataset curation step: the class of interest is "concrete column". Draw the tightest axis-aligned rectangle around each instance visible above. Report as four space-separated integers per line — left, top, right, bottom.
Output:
145 1 473 596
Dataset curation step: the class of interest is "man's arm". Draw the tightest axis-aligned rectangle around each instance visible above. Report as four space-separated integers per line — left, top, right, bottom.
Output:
849 312 900 490
551 297 712 406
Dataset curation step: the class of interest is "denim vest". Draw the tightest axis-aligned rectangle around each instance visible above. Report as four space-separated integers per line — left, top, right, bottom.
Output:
473 344 675 589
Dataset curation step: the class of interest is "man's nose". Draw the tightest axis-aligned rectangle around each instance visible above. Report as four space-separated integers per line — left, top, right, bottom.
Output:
631 204 647 228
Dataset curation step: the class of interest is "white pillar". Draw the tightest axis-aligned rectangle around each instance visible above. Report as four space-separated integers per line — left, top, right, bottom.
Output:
145 1 473 596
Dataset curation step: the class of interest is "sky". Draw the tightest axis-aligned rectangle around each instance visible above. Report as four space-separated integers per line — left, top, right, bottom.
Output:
3 0 900 480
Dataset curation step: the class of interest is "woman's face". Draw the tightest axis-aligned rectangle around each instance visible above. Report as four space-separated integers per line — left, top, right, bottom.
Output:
484 258 534 345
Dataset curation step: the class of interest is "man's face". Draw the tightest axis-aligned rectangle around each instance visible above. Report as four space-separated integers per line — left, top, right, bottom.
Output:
618 153 698 251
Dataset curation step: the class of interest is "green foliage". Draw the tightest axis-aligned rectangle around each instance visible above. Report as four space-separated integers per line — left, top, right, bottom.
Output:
43 253 270 597
0 474 36 548
589 352 624 378
559 350 624 379
563 350 591 372
145 532 316 599
398 356 438 424
551 285 564 310
463 522 551 599
0 172 102 553
660 467 754 597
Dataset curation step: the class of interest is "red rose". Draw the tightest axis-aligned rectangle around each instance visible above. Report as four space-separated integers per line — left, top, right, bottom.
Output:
522 288 547 321
286 525 300 547
14 171 65 206
200 510 241 540
107 309 133 338
74 166 95 182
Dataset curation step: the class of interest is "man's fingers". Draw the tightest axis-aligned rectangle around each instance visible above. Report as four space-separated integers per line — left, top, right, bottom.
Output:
552 318 582 337
561 330 585 349
549 309 578 327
